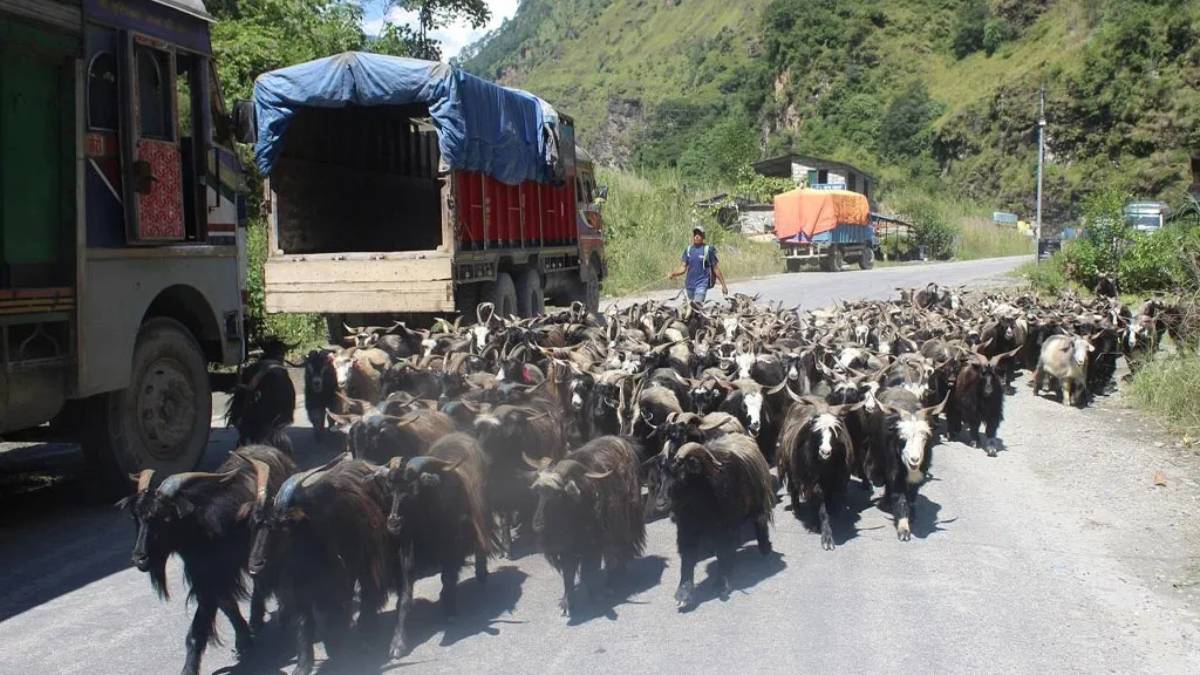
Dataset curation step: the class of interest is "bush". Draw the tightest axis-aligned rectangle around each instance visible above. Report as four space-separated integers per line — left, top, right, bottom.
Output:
244 220 328 356
1014 257 1069 295
901 196 957 260
982 18 1017 55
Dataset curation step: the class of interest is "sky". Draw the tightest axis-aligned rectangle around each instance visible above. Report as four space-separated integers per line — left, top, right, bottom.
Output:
361 0 520 60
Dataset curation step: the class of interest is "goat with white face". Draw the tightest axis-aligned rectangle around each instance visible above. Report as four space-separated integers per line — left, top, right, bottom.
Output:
1033 334 1095 407
777 395 862 550
866 388 948 542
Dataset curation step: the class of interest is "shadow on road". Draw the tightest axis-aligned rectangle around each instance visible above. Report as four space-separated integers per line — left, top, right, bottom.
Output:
678 547 787 612
565 554 669 626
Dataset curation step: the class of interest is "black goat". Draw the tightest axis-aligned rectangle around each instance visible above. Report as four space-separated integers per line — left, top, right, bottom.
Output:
946 349 1018 456
248 454 392 675
120 445 296 675
665 435 774 609
865 389 947 541
777 395 860 550
226 358 295 454
302 349 338 436
529 436 646 617
381 433 494 658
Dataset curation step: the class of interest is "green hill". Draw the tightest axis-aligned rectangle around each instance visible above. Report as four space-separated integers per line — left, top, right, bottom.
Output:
463 0 1200 220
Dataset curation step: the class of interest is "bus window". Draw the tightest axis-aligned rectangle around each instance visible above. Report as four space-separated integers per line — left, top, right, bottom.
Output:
136 47 172 140
87 52 118 130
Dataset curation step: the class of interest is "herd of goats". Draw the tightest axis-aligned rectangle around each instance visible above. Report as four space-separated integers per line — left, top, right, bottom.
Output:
119 283 1185 675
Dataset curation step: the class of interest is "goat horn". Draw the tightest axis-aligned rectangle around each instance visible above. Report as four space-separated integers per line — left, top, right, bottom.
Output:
299 452 351 488
387 456 402 471
157 467 241 498
584 469 612 480
132 469 155 494
234 454 271 507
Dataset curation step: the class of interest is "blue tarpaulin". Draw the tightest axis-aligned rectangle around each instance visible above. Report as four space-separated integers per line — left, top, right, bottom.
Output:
252 52 557 185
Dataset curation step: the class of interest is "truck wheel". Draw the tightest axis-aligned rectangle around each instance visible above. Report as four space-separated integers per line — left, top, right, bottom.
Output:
858 246 875 270
574 267 600 313
822 247 843 272
480 273 518 319
82 318 211 492
785 258 803 273
515 268 544 317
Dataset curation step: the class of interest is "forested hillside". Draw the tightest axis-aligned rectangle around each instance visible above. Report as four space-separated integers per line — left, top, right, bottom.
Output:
463 0 1200 220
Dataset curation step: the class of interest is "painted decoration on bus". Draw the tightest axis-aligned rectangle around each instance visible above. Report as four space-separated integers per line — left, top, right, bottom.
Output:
135 138 185 240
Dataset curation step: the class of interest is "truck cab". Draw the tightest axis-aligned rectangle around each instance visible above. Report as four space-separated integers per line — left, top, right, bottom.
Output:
1 0 245 485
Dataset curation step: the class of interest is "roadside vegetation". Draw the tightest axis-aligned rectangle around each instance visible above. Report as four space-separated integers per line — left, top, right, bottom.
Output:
244 221 326 356
1015 188 1200 440
599 168 782 296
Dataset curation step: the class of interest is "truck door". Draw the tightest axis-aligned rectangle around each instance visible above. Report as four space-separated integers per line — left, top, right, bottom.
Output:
121 35 185 242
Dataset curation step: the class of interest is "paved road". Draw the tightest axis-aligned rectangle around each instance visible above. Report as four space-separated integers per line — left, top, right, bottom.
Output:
4 255 1200 674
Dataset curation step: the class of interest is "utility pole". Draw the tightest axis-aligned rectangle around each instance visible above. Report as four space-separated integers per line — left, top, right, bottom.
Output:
1035 85 1046 262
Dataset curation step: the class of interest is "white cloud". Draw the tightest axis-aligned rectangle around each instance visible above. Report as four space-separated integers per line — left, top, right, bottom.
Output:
365 0 519 60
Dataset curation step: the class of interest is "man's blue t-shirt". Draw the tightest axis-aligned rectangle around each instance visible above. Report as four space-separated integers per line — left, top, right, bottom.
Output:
682 244 718 291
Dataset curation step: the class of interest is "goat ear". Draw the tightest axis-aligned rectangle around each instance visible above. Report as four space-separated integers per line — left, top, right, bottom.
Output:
564 480 582 499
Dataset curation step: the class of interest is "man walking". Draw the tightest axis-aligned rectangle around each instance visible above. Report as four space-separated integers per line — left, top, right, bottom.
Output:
668 226 728 303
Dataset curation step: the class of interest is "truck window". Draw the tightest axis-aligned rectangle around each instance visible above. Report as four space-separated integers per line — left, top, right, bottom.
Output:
136 47 172 140
87 52 118 131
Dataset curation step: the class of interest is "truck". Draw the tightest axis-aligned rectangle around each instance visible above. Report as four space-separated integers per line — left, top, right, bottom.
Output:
0 0 246 485
773 188 876 272
1123 201 1170 233
243 53 606 333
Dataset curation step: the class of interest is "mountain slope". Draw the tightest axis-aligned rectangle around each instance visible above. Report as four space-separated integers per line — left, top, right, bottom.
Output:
463 0 1200 219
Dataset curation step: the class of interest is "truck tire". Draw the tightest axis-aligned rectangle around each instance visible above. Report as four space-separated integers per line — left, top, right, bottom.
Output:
571 266 600 313
515 268 544 317
822 246 843 272
858 246 875 270
480 272 518 319
785 258 803 273
82 318 211 493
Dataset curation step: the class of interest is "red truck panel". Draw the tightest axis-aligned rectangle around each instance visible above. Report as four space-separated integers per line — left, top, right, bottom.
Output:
454 170 576 250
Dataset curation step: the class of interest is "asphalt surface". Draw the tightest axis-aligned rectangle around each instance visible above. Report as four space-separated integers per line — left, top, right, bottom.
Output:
4 255 1200 674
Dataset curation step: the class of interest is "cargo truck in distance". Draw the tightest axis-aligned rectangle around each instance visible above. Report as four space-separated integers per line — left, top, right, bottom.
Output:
244 53 606 334
774 188 877 272
1 0 247 485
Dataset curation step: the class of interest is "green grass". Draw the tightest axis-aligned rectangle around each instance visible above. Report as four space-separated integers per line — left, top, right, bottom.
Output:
957 216 1035 260
598 168 782 296
1129 355 1200 442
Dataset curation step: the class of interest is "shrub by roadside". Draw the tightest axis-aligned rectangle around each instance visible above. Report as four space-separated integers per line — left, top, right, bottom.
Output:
1129 355 1200 442
244 220 327 356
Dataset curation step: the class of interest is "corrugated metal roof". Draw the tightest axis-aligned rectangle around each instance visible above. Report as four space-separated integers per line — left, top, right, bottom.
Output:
752 153 875 182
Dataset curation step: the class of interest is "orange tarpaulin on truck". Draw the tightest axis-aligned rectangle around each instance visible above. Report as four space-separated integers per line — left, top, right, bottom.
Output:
773 188 871 241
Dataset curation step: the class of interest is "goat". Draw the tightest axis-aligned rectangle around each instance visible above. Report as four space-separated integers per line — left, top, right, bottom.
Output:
226 357 295 454
1033 334 1094 407
776 395 860 550
528 436 645 617
866 389 948 541
380 433 494 658
302 349 339 436
121 446 296 675
664 435 774 609
247 455 392 675
946 349 1020 455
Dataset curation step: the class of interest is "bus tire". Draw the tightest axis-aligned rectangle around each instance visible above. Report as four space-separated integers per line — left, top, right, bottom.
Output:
82 317 211 494
515 268 544 317
480 272 518 319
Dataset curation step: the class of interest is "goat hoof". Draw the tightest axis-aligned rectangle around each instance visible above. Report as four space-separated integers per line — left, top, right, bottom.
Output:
389 637 411 660
558 594 571 616
820 530 835 551
719 578 733 600
758 539 772 556
897 517 911 541
674 582 695 609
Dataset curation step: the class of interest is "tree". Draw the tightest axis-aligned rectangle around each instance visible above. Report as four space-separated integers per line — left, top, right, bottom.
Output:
879 82 941 160
389 0 491 60
952 0 988 58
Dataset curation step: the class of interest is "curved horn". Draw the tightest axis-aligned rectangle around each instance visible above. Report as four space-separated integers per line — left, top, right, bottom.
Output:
157 467 241 498
522 453 553 471
133 469 155 495
387 456 402 471
235 454 271 507
584 469 613 480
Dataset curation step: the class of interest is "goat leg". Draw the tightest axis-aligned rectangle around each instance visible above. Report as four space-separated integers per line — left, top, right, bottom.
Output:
389 560 415 660
984 416 1000 457
475 551 489 584
558 555 579 617
248 579 268 636
219 598 253 658
755 514 772 556
294 605 316 675
714 529 736 599
500 511 514 559
180 601 217 675
440 561 461 621
893 484 912 542
816 488 834 551
674 529 699 610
